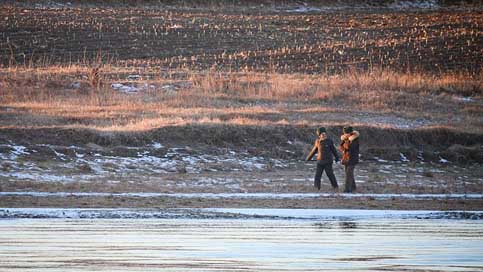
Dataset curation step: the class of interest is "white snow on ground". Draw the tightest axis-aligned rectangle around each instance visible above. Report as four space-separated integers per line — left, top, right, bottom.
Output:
0 208 481 220
51 148 67 161
389 0 440 9
127 74 141 80
152 142 164 149
111 79 193 94
439 157 449 163
374 157 388 163
283 1 442 13
286 6 321 13
3 173 76 183
10 144 29 156
453 96 475 103
0 143 285 182
0 142 477 190
74 150 85 158
111 83 140 93
0 143 30 161
169 24 183 29
191 177 240 187
400 153 410 162
1 192 482 200
111 83 156 93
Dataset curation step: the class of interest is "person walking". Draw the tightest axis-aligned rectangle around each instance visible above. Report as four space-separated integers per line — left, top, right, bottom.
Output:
306 127 339 191
339 126 360 193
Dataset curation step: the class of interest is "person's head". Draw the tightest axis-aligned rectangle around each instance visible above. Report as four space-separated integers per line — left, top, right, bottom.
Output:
316 127 326 136
343 126 353 134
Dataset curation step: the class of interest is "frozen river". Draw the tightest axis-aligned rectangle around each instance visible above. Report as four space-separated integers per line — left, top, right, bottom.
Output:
1 209 482 271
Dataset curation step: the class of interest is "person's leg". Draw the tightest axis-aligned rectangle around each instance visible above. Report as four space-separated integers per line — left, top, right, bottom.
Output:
344 165 352 193
350 165 357 191
314 163 324 190
344 165 355 193
324 163 338 189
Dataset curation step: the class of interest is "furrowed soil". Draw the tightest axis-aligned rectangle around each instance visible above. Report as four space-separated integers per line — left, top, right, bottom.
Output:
1 3 482 73
1 1 482 210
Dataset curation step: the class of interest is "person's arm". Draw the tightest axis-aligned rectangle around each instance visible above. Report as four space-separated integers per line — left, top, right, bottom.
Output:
339 134 348 152
348 140 359 160
339 140 347 152
306 140 318 161
331 140 339 162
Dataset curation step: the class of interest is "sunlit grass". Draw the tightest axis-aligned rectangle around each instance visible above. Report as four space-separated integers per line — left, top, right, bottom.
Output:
1 65 481 132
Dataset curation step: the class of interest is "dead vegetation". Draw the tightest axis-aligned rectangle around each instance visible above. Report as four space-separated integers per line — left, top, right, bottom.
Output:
0 4 482 165
1 65 481 133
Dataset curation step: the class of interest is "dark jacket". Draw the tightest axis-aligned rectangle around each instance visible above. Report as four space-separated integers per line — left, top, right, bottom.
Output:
306 137 339 164
340 131 360 165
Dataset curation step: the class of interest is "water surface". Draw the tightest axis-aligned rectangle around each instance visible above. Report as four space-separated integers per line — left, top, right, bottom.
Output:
1 212 482 271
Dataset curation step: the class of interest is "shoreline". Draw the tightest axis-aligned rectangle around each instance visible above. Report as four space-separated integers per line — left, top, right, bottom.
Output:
1 207 483 220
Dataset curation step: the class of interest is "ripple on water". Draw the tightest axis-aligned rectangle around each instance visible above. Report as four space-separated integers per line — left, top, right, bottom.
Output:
0 214 482 271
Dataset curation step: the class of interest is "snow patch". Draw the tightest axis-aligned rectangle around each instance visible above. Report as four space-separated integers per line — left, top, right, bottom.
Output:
127 74 141 80
0 173 76 183
74 151 85 158
10 144 30 156
389 0 440 9
374 157 388 163
453 96 474 103
439 157 449 164
286 6 321 13
400 153 410 162
152 142 164 149
1 143 291 182
69 82 81 89
111 83 140 93
51 148 67 161
169 24 183 29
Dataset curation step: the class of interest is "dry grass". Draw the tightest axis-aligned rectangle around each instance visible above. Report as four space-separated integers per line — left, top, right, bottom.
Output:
1 65 482 133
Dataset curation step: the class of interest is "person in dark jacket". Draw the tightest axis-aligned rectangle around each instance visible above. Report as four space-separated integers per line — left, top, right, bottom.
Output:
339 126 360 193
306 127 339 191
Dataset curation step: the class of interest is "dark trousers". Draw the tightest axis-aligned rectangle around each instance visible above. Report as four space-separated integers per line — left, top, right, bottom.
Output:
314 162 338 190
344 164 357 193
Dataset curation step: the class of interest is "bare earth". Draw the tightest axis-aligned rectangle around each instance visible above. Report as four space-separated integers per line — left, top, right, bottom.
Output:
1 142 482 210
1 1 482 211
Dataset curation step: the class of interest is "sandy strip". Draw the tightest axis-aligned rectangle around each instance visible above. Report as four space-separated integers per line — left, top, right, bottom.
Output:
1 191 482 200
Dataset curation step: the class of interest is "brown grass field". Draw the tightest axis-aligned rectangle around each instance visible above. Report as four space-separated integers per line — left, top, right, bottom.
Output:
0 0 482 209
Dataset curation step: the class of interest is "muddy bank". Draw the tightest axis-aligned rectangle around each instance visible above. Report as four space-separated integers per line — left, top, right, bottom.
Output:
1 125 482 163
2 194 483 211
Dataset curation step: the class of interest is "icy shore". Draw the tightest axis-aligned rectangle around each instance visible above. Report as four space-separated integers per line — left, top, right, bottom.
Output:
1 208 482 220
